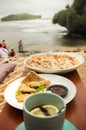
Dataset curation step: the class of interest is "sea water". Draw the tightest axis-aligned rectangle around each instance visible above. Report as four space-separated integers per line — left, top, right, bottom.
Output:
0 19 86 53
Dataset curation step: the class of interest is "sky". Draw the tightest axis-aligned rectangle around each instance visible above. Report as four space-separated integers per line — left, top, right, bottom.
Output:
0 0 74 18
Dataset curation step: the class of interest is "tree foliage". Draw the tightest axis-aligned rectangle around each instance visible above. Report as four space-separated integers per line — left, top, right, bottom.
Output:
52 0 86 35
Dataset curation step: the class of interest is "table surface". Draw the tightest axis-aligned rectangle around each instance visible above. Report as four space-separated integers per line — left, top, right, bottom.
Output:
0 70 86 130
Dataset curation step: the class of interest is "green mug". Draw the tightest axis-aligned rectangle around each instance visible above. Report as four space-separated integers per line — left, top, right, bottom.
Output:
23 92 66 130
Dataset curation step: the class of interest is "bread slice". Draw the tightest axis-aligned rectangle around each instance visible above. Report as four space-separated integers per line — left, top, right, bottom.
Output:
16 71 51 102
22 71 45 83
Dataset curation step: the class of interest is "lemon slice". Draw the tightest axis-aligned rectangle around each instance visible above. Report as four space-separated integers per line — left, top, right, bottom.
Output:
30 104 59 117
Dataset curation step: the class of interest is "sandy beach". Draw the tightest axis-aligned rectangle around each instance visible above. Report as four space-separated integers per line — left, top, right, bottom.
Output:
0 46 86 112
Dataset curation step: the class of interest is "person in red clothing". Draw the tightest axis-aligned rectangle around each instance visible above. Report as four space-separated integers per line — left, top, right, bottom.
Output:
1 40 6 48
9 49 15 57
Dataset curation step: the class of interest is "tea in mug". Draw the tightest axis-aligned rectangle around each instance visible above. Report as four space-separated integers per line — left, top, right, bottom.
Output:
30 104 60 117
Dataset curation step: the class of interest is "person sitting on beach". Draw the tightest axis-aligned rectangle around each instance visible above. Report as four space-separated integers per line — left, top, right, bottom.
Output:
0 43 9 63
1 40 6 48
9 49 15 57
18 40 23 52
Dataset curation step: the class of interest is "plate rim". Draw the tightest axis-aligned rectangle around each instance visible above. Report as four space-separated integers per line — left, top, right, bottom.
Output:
4 74 76 110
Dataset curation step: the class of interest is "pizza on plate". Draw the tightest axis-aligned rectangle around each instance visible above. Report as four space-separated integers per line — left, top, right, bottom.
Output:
27 53 80 70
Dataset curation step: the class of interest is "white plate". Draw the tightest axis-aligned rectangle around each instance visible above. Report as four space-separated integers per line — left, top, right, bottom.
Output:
24 52 84 74
4 74 76 110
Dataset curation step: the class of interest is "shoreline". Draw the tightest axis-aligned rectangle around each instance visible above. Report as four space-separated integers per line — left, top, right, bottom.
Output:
16 45 86 54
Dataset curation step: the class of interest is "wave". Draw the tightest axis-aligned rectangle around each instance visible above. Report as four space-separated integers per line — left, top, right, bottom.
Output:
20 19 67 33
0 18 67 33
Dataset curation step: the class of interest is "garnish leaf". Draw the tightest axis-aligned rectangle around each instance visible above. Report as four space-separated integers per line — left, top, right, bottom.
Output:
36 85 45 92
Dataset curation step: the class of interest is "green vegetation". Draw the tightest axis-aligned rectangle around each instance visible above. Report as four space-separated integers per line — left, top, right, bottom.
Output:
52 0 86 36
1 13 42 21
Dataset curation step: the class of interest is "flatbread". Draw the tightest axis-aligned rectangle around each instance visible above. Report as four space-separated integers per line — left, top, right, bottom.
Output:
27 54 80 70
16 71 51 102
